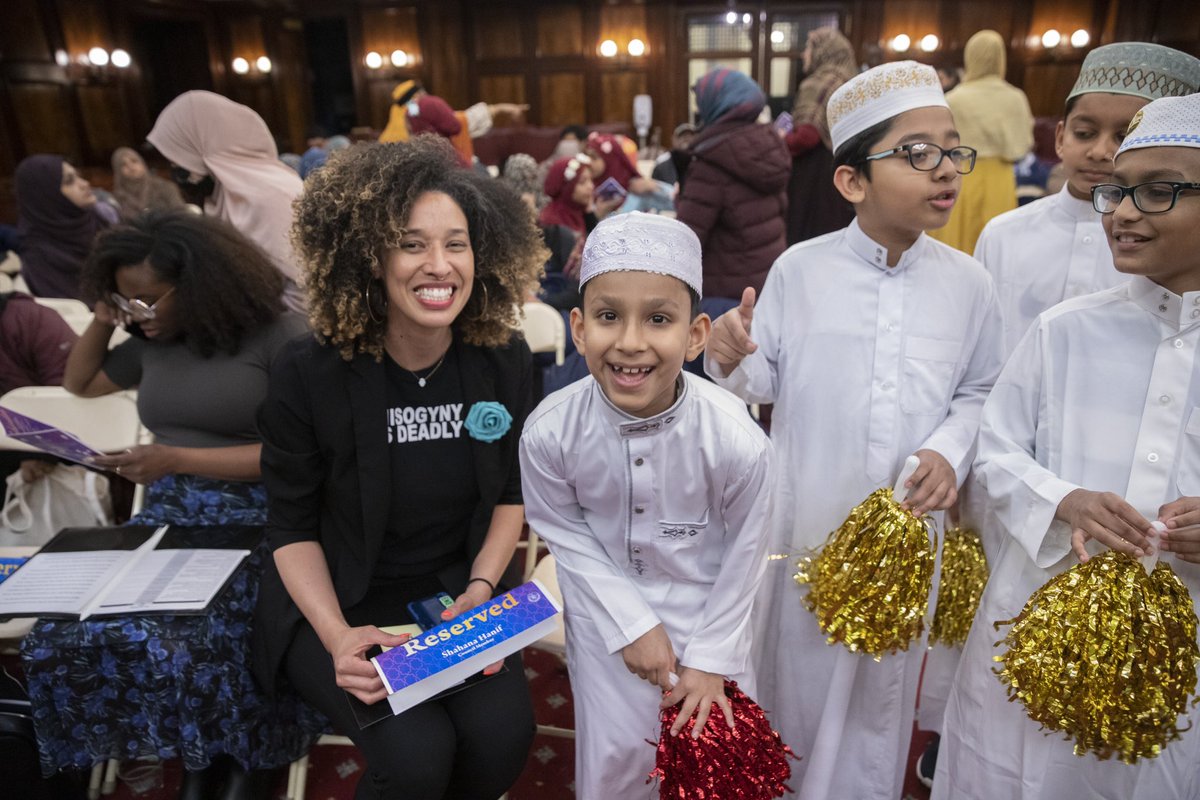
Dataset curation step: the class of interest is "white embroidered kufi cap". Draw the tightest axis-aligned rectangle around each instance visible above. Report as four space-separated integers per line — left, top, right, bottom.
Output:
1067 43 1200 103
827 60 948 154
1116 94 1200 158
580 212 703 297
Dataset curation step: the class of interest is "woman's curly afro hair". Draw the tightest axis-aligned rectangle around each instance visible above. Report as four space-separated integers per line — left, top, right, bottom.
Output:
293 135 547 361
81 211 285 357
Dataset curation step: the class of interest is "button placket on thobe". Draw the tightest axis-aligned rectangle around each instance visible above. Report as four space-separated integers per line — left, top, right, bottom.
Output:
865 245 907 482
619 414 675 577
1126 289 1200 514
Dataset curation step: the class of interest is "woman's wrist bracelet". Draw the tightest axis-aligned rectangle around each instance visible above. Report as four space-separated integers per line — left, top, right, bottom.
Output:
467 576 495 593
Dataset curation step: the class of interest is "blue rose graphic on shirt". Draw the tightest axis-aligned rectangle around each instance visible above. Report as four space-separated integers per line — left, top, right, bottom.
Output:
464 401 512 443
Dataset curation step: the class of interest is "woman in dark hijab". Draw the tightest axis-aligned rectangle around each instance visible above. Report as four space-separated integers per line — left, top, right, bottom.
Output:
110 146 184 221
14 155 106 300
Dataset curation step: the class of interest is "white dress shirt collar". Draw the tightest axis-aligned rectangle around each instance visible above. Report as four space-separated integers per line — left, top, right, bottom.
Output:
1128 275 1200 329
845 217 930 274
1052 184 1100 224
593 374 689 438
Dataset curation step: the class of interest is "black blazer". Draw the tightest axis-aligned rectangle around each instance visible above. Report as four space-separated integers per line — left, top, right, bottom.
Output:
251 333 533 692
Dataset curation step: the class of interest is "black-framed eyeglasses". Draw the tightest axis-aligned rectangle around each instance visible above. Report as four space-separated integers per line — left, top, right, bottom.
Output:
110 286 175 321
1091 181 1200 215
859 143 977 174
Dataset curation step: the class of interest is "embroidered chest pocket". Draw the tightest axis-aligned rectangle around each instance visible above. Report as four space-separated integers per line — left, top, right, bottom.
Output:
1175 408 1200 497
901 336 961 416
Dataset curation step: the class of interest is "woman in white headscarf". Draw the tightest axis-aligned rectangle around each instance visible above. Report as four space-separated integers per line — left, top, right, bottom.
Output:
147 91 307 312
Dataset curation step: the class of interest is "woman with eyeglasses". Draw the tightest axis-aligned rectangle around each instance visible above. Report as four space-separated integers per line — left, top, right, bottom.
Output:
927 30 1034 254
32 211 321 799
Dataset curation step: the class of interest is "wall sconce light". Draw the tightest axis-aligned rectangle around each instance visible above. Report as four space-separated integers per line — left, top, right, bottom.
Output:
64 46 133 80
231 55 271 75
599 39 618 58
890 34 911 53
725 10 737 25
1070 29 1090 48
365 51 384 69
1041 29 1062 48
627 39 645 57
770 29 785 46
919 34 939 53
391 49 409 67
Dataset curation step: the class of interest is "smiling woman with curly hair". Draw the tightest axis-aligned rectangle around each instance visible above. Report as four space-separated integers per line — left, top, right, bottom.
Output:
254 135 545 800
295 135 544 361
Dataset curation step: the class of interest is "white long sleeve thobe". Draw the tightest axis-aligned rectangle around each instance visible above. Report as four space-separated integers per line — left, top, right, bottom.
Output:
934 277 1200 800
922 186 1129 733
707 219 1004 800
975 184 1127 359
520 373 774 800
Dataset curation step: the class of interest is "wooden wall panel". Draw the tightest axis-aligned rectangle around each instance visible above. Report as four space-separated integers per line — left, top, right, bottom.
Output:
360 6 421 66
539 73 587 126
57 0 112 61
10 83 79 160
600 71 646 125
1023 61 1083 117
599 5 648 54
366 79 397 133
537 5 585 57
423 2 469 108
274 18 312 155
1029 0 1096 41
474 15 524 61
478 74 527 105
76 85 130 156
2 0 53 62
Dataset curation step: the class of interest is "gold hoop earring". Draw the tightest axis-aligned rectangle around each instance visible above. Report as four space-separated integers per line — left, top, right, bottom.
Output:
473 281 490 320
365 278 385 325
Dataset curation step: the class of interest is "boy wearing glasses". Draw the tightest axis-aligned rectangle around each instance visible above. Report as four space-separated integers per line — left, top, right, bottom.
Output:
933 93 1200 800
705 61 1003 800
974 43 1200 358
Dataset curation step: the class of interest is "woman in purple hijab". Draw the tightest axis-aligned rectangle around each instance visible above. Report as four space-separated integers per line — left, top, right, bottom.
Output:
14 155 106 300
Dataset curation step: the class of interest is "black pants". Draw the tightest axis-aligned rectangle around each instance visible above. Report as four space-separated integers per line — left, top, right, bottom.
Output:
284 578 535 800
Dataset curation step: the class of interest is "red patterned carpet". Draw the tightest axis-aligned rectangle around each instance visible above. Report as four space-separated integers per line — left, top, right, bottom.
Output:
16 643 933 799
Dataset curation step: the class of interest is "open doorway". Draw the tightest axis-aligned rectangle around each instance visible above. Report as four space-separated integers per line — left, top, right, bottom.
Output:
304 18 356 136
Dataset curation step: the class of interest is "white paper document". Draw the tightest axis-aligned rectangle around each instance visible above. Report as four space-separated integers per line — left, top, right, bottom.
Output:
0 526 250 619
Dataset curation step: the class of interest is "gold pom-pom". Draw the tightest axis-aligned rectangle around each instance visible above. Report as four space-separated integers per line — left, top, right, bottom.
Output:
929 526 989 648
994 551 1200 763
795 488 935 659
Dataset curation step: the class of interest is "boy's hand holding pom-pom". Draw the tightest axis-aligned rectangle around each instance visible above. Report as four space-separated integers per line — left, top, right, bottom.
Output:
650 679 796 799
659 666 733 738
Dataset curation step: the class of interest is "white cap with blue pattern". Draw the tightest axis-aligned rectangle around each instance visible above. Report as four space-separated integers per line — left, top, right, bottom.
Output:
1116 94 1200 158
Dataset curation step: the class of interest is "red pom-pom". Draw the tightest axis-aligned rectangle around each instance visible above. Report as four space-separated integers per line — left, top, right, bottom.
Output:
648 680 796 799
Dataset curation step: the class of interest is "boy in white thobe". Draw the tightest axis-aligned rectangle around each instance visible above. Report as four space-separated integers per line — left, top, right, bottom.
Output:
705 61 1004 800
934 94 1200 800
918 43 1200 745
520 213 774 800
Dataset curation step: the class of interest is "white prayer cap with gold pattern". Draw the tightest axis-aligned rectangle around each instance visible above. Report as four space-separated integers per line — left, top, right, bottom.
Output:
1116 94 1200 158
828 60 948 154
1067 43 1200 104
580 212 703 297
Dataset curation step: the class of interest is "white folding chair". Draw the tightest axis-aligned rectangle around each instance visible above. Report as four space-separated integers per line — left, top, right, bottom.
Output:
0 251 19 275
525 533 574 740
519 302 566 366
0 387 142 455
0 274 12 293
12 274 30 293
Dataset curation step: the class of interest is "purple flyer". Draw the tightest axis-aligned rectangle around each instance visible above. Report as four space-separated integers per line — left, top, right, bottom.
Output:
0 406 102 465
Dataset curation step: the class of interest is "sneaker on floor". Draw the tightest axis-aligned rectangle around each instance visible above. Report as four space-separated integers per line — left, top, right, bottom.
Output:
916 734 939 789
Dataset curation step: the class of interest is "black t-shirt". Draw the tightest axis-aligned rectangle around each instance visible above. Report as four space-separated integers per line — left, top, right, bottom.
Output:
375 347 480 583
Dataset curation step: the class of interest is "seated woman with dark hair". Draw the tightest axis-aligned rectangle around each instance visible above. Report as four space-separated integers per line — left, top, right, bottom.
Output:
254 135 544 799
22 212 321 799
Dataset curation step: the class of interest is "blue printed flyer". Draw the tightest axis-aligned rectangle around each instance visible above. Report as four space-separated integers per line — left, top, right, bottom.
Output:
372 579 562 717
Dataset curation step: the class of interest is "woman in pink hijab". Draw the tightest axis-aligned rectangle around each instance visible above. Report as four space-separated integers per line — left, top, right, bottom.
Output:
146 91 306 313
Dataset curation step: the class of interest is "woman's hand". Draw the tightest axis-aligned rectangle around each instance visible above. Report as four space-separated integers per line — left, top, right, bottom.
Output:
441 580 505 676
327 625 412 705
660 666 734 738
91 444 179 484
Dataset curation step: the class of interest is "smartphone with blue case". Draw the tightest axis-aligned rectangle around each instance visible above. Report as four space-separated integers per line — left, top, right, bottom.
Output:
407 592 455 630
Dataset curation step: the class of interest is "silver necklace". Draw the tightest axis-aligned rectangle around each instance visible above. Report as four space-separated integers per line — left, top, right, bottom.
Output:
408 352 447 388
